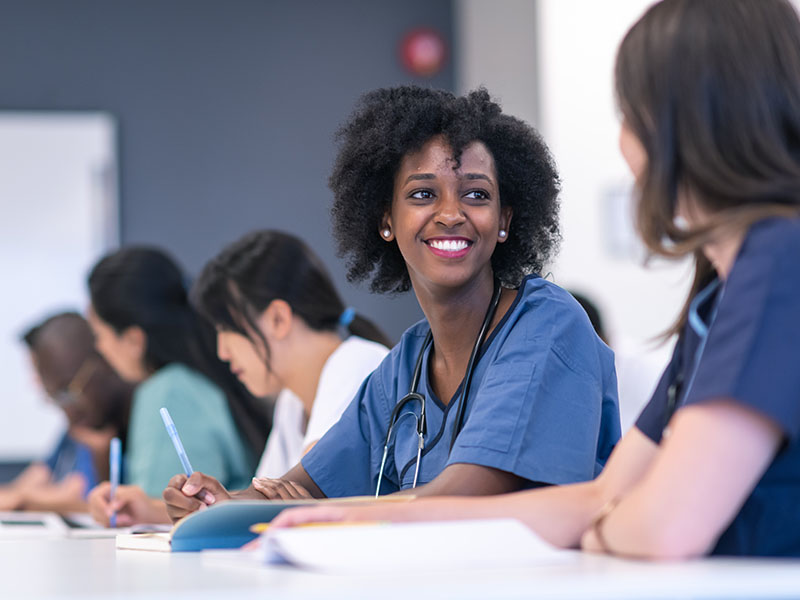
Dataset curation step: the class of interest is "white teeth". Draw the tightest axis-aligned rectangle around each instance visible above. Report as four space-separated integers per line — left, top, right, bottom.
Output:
430 239 468 251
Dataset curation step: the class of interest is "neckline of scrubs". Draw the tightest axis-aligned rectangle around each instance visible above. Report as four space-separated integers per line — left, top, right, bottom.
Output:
395 276 535 481
422 275 532 411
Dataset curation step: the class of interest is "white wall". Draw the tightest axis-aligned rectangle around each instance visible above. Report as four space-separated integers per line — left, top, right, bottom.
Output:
0 113 117 460
456 1 691 430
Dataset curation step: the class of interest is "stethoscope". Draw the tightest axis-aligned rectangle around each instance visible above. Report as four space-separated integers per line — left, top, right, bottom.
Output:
375 280 503 497
664 277 724 432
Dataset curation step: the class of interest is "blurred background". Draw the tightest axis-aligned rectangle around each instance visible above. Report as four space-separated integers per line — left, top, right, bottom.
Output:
0 0 691 473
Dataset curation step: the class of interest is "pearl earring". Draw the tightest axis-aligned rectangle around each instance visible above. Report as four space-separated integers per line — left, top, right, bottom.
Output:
382 229 391 238
499 229 507 238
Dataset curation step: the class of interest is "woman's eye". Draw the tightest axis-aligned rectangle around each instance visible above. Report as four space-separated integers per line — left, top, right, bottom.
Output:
409 189 435 200
464 190 490 200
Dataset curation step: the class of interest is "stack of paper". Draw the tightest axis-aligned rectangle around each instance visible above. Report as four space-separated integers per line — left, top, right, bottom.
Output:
262 519 576 572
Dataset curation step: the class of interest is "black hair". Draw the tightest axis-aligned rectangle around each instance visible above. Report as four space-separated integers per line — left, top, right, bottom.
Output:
615 0 800 333
192 230 392 366
329 85 561 293
88 247 271 465
569 292 607 345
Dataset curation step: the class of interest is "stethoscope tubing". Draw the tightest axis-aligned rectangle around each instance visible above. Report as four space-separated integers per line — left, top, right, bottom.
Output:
374 279 502 496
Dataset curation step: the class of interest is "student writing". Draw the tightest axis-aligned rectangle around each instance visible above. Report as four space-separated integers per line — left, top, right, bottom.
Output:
86 247 271 526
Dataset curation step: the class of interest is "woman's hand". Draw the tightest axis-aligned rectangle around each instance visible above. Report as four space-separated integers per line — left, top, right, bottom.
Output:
580 526 604 553
251 477 313 500
88 483 169 527
162 472 229 523
0 488 23 511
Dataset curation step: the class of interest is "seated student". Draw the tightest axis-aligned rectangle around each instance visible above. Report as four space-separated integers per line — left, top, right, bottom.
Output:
92 231 391 526
0 312 131 513
163 86 620 521
85 247 272 526
193 230 391 479
273 0 800 560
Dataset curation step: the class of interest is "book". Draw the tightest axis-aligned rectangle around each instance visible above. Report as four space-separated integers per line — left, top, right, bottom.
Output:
260 519 576 572
116 496 412 552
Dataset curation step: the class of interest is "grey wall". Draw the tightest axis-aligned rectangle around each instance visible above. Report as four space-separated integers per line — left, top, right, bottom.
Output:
0 0 456 342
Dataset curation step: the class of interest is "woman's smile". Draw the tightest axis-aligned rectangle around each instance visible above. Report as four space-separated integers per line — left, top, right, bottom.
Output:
425 236 473 258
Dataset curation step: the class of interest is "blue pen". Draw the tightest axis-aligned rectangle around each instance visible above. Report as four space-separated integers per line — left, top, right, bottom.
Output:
159 407 194 476
108 437 121 528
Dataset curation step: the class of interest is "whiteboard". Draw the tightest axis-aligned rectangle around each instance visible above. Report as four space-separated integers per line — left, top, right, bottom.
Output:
0 112 118 460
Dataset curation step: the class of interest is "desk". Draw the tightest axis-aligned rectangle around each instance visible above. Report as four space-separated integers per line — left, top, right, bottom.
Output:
2 536 800 599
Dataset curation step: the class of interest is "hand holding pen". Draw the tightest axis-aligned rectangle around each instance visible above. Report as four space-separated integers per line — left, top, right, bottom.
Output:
108 437 121 527
159 407 231 522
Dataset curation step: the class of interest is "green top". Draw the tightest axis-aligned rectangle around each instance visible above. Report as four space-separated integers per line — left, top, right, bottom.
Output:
126 363 252 498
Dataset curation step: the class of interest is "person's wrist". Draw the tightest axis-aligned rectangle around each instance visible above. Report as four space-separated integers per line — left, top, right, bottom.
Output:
588 497 620 554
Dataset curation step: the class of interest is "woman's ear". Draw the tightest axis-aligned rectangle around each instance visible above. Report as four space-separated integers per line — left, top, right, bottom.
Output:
120 326 146 362
498 206 513 243
379 213 395 242
261 299 294 341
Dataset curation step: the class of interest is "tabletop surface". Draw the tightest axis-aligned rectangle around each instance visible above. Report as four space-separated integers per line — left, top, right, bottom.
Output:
2 534 800 600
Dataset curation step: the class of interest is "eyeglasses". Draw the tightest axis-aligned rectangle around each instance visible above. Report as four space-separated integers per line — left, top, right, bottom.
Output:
50 358 98 407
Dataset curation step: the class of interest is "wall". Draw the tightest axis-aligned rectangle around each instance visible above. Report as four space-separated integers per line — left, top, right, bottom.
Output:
0 0 456 347
0 0 454 460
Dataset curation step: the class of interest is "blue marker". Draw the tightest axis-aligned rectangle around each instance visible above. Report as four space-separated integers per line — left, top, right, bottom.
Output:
159 407 194 476
108 437 121 528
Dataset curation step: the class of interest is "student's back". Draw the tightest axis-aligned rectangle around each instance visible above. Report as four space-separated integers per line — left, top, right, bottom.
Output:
126 363 251 496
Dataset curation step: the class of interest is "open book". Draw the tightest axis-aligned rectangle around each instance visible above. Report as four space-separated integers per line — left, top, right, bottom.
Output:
116 496 413 552
260 519 576 572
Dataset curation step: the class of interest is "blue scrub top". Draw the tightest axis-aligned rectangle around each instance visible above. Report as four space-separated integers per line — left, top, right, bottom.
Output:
45 433 98 498
302 275 621 498
637 217 800 557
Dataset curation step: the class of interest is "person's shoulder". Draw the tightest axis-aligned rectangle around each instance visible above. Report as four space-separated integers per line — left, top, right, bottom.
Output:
339 336 391 362
514 275 593 327
383 318 429 358
735 216 800 285
505 275 611 371
137 363 222 402
743 217 800 260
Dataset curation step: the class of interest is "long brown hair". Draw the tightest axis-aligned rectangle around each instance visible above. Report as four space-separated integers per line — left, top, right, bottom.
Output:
615 0 800 335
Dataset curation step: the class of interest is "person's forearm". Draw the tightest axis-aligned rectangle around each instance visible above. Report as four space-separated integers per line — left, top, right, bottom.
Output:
385 482 606 549
282 463 326 498
19 490 87 514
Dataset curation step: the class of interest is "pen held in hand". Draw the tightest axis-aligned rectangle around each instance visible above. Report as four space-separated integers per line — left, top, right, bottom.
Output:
159 407 194 476
108 436 121 528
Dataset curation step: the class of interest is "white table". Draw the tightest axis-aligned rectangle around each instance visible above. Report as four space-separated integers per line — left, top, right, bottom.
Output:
2 535 800 599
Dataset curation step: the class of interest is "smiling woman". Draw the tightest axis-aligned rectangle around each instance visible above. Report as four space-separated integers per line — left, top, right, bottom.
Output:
162 86 621 522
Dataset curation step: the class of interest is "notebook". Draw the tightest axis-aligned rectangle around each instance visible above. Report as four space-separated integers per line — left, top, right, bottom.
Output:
116 496 413 552
261 519 576 572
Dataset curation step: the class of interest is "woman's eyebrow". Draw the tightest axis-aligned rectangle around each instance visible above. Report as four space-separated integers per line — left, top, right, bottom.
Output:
404 173 436 184
461 173 494 184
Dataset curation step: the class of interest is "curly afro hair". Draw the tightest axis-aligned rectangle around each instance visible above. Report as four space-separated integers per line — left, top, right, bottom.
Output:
330 85 561 294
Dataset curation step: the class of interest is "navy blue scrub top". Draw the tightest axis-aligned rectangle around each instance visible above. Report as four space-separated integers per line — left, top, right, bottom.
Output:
46 433 98 498
637 217 800 557
302 274 621 498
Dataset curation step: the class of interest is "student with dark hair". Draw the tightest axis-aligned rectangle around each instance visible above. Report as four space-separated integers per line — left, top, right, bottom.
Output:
275 0 800 560
163 87 619 521
85 247 271 526
191 230 390 481
0 312 132 513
